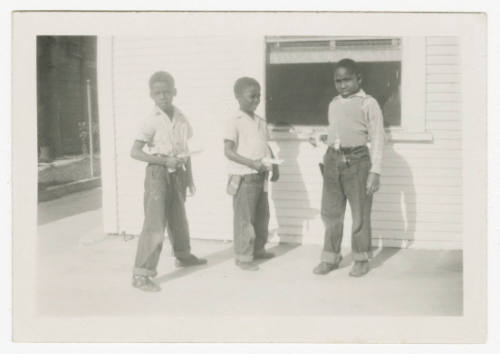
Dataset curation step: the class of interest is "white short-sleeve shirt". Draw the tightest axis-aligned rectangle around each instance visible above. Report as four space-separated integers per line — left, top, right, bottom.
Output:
224 110 270 175
136 105 193 157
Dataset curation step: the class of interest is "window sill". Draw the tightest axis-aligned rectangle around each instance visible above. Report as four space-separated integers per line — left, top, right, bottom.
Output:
269 125 434 143
385 129 434 143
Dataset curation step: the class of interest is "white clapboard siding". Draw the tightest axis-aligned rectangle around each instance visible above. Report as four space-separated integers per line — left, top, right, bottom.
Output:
106 35 462 250
110 36 265 240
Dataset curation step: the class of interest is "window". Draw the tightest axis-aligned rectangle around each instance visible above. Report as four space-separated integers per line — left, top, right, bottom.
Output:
266 61 401 127
266 37 402 127
265 37 430 141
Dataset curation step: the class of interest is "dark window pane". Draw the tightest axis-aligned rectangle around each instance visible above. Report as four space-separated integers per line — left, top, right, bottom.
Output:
266 61 401 127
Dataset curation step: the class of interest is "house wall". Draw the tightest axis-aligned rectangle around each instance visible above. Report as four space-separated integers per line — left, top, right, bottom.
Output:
102 35 462 249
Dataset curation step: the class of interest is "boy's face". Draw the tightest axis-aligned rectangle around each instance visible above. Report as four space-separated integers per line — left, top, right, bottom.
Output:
334 67 362 98
150 81 176 111
237 84 261 114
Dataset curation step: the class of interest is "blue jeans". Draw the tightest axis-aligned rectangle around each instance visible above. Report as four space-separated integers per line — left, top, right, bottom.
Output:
321 146 373 263
133 165 191 277
232 173 270 262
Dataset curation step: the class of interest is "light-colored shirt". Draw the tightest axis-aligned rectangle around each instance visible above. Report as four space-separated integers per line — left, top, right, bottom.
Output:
136 105 193 157
224 109 271 175
326 89 385 174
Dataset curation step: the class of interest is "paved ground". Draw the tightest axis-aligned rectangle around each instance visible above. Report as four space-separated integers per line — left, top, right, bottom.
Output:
36 188 463 317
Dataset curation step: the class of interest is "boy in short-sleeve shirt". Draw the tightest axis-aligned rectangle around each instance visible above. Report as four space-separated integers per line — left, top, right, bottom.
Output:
130 71 207 292
223 77 279 271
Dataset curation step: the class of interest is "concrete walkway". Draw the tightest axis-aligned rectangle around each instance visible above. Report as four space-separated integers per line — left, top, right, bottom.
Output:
36 189 463 317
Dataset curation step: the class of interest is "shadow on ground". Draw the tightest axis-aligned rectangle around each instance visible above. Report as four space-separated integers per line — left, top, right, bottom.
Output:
156 242 300 284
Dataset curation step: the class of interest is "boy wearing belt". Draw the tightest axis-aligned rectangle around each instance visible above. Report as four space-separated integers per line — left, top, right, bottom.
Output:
130 71 207 292
314 59 385 277
224 77 279 271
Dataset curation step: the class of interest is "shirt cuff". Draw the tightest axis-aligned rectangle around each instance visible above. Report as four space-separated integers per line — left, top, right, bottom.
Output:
370 160 382 175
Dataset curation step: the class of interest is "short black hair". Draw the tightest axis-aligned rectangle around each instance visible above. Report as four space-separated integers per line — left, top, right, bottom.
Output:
233 77 260 97
149 71 175 90
335 58 361 76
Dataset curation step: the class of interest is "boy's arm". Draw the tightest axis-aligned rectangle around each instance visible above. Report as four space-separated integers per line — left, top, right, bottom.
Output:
365 97 385 195
130 140 179 169
185 157 194 186
365 98 385 175
267 144 280 182
224 140 266 173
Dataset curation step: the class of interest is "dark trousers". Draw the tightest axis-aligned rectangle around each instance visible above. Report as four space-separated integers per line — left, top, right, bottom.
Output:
320 146 373 263
133 165 191 276
232 173 270 262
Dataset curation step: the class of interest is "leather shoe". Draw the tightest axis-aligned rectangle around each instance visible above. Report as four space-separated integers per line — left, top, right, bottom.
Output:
235 260 259 271
132 275 161 292
349 261 370 277
254 251 275 259
313 256 343 275
175 254 208 268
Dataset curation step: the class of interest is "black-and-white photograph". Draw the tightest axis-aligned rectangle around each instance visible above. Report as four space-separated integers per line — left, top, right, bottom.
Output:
11 11 487 343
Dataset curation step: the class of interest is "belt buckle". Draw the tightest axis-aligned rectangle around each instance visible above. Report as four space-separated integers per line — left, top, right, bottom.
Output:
333 139 341 151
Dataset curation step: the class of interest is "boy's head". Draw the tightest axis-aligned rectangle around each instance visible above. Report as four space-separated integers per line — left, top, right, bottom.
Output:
149 71 177 111
234 77 261 114
334 58 362 98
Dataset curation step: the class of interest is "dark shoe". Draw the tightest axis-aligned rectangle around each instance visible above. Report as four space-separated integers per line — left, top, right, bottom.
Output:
349 261 370 277
132 275 161 292
175 254 208 268
235 259 259 271
254 251 275 260
313 256 343 275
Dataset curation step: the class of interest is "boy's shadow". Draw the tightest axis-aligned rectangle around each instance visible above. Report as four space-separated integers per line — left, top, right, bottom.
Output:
253 243 301 266
270 124 320 243
155 243 300 283
156 246 233 284
370 142 416 269
340 142 416 269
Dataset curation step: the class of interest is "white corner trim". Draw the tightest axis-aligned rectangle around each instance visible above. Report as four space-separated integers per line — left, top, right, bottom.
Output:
97 36 119 234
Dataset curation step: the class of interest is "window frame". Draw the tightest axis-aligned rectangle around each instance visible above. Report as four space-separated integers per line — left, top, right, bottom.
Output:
264 36 433 143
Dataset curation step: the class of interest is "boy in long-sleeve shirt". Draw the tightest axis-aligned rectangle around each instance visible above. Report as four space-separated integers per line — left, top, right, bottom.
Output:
314 59 385 277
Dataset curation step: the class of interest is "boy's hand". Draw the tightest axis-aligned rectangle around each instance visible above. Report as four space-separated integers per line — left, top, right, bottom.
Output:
366 172 380 195
164 156 179 169
176 155 188 167
308 136 318 147
187 183 196 197
251 159 267 173
270 164 280 182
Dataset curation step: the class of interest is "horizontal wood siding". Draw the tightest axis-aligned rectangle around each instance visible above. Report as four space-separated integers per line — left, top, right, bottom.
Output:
111 36 265 240
110 36 462 249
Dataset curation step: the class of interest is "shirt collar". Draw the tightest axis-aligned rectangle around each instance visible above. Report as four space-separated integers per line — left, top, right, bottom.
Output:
154 105 181 122
236 109 263 122
339 89 366 101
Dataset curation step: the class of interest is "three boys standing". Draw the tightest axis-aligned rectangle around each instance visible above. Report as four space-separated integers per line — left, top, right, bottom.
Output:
130 58 384 291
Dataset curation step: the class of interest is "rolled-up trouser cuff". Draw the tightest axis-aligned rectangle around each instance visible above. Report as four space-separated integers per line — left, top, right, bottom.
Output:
321 251 342 265
236 254 253 262
133 267 156 277
353 251 371 261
